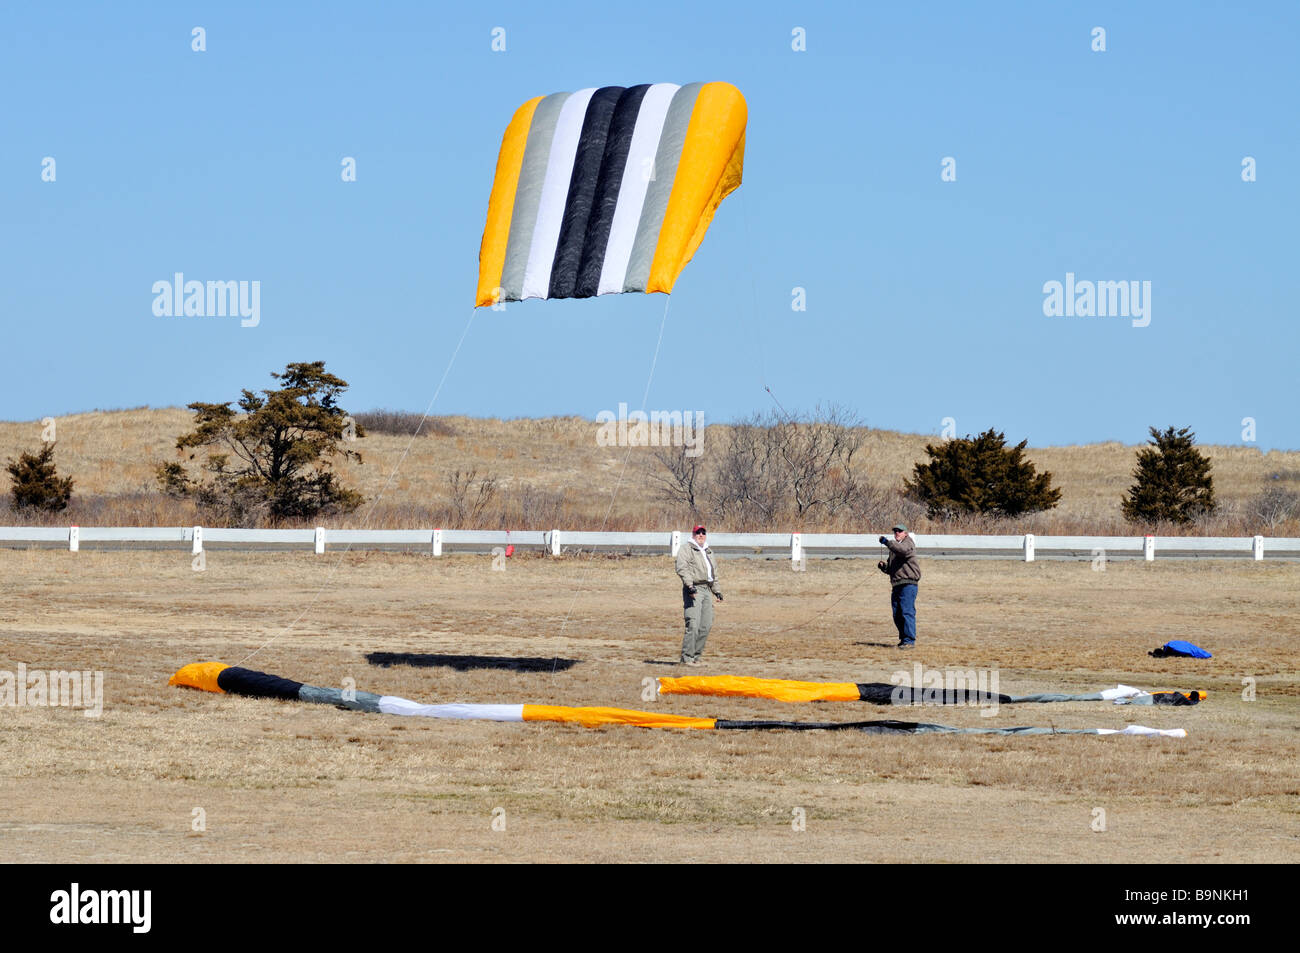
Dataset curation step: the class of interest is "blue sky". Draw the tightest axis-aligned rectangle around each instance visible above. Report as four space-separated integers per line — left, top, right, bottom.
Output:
4 1 1297 449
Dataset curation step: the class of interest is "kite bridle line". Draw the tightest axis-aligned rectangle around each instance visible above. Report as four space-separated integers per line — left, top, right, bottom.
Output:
738 186 771 404
550 293 673 670
235 306 480 666
546 186 820 649
740 184 885 638
737 187 799 429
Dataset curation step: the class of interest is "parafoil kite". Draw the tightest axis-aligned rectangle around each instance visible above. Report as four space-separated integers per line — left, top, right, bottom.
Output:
657 675 1206 706
169 663 1187 738
475 82 747 306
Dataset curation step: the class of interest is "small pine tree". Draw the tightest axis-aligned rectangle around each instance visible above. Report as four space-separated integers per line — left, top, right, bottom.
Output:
1121 426 1215 525
7 443 75 512
160 361 365 523
904 429 1061 518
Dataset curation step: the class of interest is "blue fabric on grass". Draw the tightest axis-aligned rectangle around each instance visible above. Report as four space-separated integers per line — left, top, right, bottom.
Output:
1162 640 1212 659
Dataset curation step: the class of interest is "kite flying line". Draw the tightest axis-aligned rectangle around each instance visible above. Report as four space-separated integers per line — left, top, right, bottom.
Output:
737 185 797 425
550 294 672 656
736 173 892 639
764 538 894 638
737 185 771 397
236 306 480 665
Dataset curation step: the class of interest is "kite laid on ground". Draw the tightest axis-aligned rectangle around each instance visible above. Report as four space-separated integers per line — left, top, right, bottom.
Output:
1151 640 1213 659
169 663 1185 737
657 676 1205 706
476 82 746 306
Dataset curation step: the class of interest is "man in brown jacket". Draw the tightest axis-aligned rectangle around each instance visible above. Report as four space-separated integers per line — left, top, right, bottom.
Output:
675 525 723 665
878 524 920 648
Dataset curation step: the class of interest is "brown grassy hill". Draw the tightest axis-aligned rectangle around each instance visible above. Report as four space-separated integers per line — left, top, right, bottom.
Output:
2 408 1298 534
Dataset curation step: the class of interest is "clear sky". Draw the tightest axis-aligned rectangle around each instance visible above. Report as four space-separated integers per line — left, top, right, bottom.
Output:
4 1 1297 449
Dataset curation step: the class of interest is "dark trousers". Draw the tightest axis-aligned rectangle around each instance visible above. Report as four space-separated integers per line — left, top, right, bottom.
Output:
891 583 917 644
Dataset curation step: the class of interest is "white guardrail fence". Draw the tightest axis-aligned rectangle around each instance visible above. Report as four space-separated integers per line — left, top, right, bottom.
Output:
1 527 1298 562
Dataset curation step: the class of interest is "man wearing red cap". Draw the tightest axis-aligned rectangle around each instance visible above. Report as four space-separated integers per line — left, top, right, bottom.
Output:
675 525 723 665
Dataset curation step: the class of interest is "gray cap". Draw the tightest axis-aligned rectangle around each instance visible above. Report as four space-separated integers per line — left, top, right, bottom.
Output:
892 524 908 532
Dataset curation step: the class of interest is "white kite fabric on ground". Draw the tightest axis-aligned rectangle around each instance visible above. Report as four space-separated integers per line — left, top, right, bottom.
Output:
168 664 1186 738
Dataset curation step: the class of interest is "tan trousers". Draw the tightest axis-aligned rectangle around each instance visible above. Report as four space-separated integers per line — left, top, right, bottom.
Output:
681 585 715 662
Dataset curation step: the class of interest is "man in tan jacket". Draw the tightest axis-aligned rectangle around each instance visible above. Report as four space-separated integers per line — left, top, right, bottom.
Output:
675 525 723 665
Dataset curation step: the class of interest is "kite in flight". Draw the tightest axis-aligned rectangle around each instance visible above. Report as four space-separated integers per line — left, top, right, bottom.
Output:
476 82 747 306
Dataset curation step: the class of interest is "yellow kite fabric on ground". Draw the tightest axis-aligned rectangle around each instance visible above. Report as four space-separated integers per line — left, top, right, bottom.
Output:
658 675 861 703
522 705 714 730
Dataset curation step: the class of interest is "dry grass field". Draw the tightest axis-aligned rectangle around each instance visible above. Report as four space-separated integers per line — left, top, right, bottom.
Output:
1 407 1299 533
1 547 1296 863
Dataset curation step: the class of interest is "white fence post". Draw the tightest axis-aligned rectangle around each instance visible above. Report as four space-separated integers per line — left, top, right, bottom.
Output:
670 530 681 557
550 529 562 556
69 525 79 552
1023 533 1035 562
791 532 802 567
314 527 326 555
192 526 203 556
1253 535 1264 561
432 528 442 557
1143 534 1155 562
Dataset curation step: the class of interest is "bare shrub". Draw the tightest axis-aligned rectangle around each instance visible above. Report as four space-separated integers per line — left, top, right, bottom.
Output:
508 483 567 529
706 416 787 527
703 406 869 529
352 410 457 437
845 483 922 532
1245 487 1300 532
445 469 498 528
648 443 708 511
